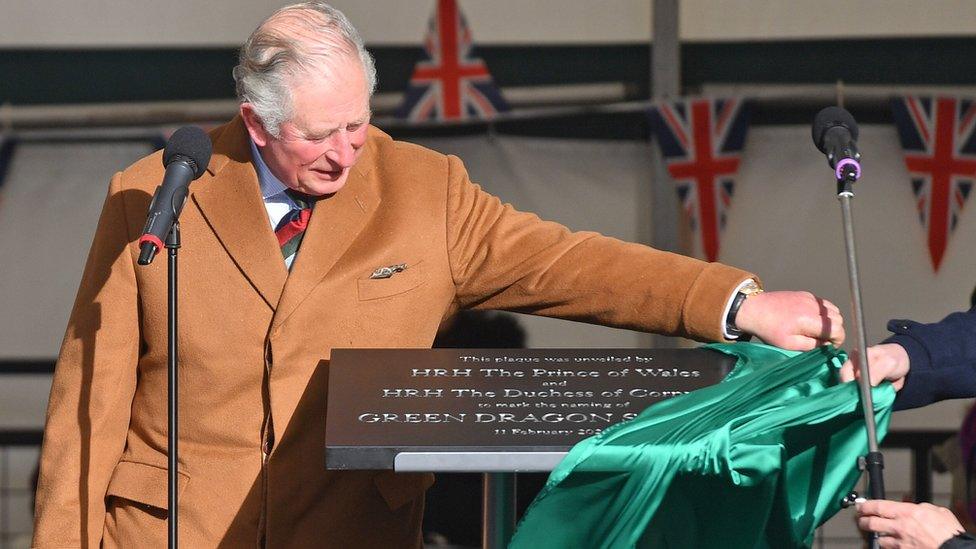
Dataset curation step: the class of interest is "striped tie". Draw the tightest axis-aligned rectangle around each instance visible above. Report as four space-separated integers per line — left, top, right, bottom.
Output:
275 190 314 266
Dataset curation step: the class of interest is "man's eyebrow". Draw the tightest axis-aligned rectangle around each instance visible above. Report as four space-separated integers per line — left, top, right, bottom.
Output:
305 126 338 137
300 111 371 138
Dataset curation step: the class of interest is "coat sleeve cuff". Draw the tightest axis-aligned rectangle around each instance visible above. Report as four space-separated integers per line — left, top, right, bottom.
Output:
885 315 976 410
679 262 759 342
885 331 934 411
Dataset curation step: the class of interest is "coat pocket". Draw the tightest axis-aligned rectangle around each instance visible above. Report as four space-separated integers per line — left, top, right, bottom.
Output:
106 460 190 510
357 262 428 301
373 471 434 510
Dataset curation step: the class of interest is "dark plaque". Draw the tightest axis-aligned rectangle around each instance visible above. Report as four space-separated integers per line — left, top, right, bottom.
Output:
325 348 735 470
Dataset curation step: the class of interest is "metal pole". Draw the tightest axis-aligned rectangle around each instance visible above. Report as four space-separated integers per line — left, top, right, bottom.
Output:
836 182 885 549
167 222 181 549
650 0 683 348
650 0 681 253
837 194 882 455
481 472 516 549
651 0 680 100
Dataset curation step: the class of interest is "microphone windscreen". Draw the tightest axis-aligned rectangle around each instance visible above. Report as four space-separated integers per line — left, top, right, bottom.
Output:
812 106 859 153
163 126 214 179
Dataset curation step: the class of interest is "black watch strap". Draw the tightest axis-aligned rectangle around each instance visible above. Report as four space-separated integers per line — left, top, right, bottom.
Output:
941 532 976 549
726 291 749 338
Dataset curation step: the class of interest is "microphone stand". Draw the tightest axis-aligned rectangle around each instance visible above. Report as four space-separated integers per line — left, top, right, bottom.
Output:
137 125 210 549
835 160 885 549
167 221 181 549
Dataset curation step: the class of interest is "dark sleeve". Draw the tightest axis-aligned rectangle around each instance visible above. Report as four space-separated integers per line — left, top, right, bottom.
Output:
941 533 976 549
886 307 976 410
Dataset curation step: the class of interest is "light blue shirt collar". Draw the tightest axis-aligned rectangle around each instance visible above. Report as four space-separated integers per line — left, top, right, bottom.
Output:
249 137 296 207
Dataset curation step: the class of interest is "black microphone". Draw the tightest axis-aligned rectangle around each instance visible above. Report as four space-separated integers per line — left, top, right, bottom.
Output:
138 127 213 265
812 106 861 182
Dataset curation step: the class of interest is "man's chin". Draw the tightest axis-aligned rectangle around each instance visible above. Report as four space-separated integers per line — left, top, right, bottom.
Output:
302 173 348 196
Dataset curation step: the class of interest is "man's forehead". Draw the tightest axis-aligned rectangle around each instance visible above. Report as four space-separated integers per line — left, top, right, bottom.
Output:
287 66 371 133
293 103 371 132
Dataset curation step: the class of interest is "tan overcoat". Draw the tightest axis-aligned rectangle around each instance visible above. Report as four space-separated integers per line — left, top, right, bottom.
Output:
33 117 754 548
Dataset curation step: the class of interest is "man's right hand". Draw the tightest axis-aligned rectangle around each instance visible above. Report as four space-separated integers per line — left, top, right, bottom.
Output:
733 290 845 350
839 343 909 391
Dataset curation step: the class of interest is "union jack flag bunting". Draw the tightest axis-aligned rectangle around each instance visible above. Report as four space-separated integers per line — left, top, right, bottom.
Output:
395 0 509 121
647 98 751 262
891 96 976 272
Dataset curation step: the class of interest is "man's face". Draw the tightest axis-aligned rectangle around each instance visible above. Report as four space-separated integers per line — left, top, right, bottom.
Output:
243 55 371 196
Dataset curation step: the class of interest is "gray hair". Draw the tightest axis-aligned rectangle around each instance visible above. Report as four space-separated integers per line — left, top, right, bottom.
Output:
233 1 377 137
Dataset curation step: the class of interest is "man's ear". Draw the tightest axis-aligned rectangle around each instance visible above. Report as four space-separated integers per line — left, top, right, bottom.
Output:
240 103 270 147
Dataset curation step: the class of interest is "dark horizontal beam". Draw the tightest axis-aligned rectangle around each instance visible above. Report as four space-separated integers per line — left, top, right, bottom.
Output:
2 38 976 106
880 429 956 450
0 361 55 374
0 429 43 446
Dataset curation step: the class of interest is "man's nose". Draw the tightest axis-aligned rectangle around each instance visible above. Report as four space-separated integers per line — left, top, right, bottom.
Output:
326 131 357 168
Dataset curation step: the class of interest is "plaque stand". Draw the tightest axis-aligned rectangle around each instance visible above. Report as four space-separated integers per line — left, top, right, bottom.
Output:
395 452 562 548
324 348 735 548
482 473 516 549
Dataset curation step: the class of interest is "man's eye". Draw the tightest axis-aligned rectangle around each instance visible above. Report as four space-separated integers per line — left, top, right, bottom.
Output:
347 123 363 132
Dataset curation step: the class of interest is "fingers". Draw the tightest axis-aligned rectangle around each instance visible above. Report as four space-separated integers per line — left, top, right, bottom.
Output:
843 351 904 390
783 336 818 352
857 516 898 537
868 361 892 386
877 537 900 549
825 321 846 346
839 360 855 383
789 296 844 345
856 500 964 547
857 501 905 542
844 344 911 389
857 499 899 519
816 298 846 346
796 309 845 347
821 299 841 316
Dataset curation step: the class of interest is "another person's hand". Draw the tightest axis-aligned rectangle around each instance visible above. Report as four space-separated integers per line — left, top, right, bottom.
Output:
839 343 909 391
857 499 965 548
734 291 845 350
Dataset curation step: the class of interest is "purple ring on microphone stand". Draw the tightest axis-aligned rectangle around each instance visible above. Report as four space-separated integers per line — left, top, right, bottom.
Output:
835 158 861 180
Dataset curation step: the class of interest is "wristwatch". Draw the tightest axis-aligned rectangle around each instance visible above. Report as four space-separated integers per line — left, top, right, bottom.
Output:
726 281 763 338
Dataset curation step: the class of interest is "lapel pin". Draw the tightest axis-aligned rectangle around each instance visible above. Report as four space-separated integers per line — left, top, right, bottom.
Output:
370 263 407 279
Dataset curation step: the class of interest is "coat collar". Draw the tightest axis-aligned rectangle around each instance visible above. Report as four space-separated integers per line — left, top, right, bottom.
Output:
192 116 287 309
191 115 382 316
273 138 380 327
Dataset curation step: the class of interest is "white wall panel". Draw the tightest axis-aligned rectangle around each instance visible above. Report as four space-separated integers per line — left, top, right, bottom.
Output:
0 1 973 47
0 141 154 359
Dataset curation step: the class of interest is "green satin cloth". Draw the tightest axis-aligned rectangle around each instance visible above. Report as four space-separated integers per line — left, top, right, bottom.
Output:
509 343 895 549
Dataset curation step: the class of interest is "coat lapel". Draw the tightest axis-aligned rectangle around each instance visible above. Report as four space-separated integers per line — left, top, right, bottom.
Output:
272 136 381 329
191 117 288 309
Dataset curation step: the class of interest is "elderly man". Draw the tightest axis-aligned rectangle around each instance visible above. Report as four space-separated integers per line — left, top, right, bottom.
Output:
33 2 844 547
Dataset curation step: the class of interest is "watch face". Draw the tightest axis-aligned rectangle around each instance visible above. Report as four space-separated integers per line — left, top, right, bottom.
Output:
741 281 762 296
